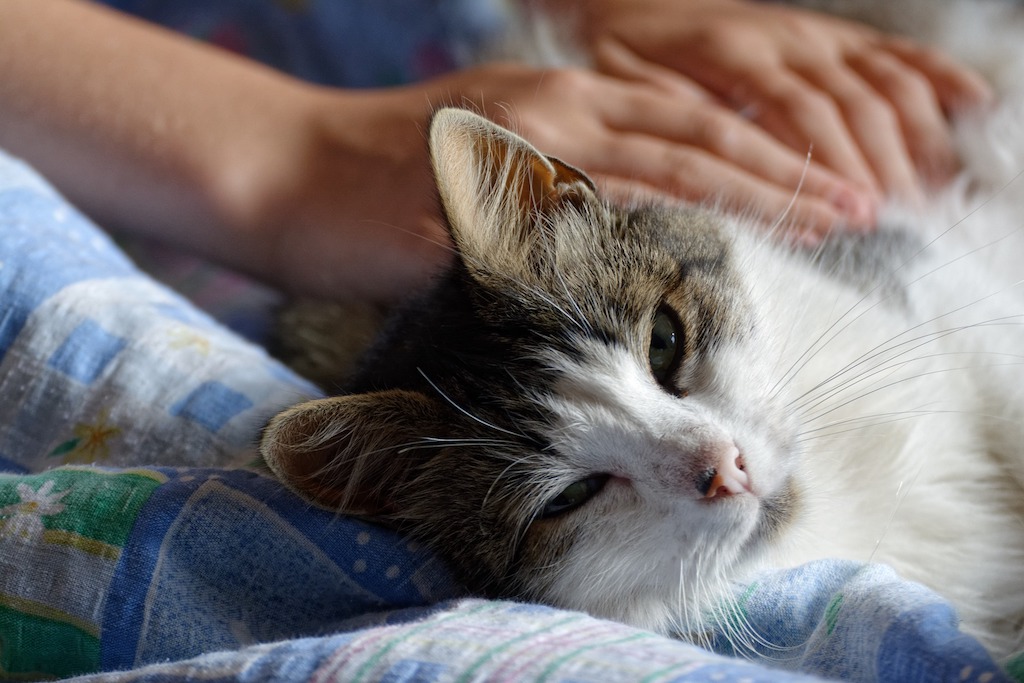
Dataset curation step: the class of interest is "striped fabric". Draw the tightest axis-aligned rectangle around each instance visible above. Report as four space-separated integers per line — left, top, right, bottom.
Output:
0 147 1019 681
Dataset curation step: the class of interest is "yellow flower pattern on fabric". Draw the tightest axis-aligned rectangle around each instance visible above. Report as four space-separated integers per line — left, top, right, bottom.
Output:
167 326 212 356
49 410 122 463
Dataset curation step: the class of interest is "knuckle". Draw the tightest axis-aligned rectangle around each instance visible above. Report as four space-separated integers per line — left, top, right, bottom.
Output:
856 95 899 128
541 67 593 97
691 23 764 60
883 68 934 102
788 89 838 120
912 43 949 68
786 14 822 40
697 110 743 156
662 150 707 198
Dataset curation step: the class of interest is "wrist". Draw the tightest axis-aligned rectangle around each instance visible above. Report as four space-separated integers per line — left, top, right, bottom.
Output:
227 84 450 301
200 78 329 280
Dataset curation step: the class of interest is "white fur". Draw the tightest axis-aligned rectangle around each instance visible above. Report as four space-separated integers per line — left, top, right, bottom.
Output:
528 84 1024 656
747 192 1024 657
442 0 1024 657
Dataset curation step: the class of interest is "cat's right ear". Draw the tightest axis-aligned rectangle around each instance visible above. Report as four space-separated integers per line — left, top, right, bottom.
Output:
259 390 444 516
429 108 597 274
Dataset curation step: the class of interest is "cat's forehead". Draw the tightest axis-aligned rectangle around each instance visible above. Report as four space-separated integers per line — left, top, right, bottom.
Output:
482 203 747 343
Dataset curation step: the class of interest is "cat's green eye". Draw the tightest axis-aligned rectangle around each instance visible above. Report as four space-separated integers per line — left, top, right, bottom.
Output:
649 307 683 386
540 475 609 519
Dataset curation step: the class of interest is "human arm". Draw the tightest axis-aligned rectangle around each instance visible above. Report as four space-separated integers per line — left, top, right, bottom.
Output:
0 0 873 305
0 0 434 301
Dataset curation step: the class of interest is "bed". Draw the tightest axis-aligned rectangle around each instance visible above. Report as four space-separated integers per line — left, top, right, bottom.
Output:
0 141 1020 683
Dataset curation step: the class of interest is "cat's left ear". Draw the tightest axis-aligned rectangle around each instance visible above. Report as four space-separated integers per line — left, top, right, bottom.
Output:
259 390 446 515
429 108 598 272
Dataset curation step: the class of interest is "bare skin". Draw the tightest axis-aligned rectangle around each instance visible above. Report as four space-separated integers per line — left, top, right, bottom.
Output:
0 0 992 303
563 0 993 197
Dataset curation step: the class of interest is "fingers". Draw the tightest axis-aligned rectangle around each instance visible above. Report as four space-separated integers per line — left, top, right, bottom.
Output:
797 62 921 200
846 48 959 184
601 88 876 226
587 131 860 243
882 36 994 113
735 41 982 203
581 0 995 210
735 67 885 196
592 38 712 101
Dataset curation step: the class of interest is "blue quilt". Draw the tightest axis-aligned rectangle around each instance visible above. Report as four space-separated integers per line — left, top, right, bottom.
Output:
0 150 1019 682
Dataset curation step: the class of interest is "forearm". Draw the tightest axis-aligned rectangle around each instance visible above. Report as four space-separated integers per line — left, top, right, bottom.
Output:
0 0 319 275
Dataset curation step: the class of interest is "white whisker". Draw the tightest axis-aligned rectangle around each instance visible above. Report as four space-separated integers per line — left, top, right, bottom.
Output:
416 368 526 439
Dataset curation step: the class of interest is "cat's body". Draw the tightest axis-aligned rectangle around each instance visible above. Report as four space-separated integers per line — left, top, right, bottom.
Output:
261 1 1024 660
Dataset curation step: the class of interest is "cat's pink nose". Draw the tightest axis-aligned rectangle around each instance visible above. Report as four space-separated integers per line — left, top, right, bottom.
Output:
699 446 749 500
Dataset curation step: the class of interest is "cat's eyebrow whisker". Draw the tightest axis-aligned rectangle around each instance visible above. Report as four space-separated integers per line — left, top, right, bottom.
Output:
359 218 461 257
527 281 591 336
481 455 564 530
556 287 592 338
766 149 812 237
416 368 527 439
396 437 520 453
483 457 535 507
545 226 598 336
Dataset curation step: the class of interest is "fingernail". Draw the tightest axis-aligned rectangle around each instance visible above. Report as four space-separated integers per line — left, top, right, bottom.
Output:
830 188 877 229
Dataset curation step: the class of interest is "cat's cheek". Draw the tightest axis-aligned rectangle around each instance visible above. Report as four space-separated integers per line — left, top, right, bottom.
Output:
735 430 798 500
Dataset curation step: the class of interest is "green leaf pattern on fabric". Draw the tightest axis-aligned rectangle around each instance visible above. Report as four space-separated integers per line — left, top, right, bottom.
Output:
0 468 165 678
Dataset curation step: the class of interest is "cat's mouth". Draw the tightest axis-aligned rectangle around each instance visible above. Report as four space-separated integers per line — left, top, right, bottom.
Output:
750 475 799 546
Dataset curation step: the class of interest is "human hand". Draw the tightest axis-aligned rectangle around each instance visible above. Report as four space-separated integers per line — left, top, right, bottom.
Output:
0 0 877 310
566 0 994 203
256 62 880 302
446 64 877 237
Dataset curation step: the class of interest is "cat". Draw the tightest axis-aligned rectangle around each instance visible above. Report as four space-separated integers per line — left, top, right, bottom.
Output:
260 99 1024 659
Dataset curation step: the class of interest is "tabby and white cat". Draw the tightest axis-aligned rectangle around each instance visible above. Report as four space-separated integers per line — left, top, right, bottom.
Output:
261 105 1024 657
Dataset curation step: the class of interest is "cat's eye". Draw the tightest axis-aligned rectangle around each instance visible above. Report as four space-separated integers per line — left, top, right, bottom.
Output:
540 475 609 519
649 307 683 386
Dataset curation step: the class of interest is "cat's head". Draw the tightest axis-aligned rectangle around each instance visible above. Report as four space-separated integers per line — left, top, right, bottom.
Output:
261 109 802 632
